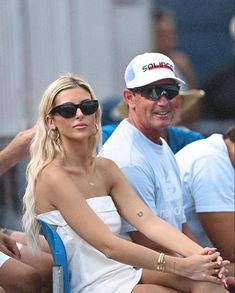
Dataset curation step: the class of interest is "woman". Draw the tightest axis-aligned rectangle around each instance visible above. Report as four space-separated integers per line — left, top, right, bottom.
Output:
23 74 229 293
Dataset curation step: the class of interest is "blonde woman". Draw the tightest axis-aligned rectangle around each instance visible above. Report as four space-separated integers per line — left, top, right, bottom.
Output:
23 74 229 293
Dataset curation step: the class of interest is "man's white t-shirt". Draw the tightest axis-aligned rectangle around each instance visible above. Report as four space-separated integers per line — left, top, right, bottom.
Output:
175 134 235 247
99 119 186 232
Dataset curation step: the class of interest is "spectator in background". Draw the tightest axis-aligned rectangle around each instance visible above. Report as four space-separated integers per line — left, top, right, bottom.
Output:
175 127 235 290
0 128 49 251
0 128 52 292
202 15 235 123
152 8 201 128
100 96 122 126
0 128 35 237
152 8 198 89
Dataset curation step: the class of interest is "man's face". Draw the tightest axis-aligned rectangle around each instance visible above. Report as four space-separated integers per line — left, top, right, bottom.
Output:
128 79 178 141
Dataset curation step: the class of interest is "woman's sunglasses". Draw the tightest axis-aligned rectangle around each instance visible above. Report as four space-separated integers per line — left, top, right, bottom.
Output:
130 84 180 101
49 100 99 118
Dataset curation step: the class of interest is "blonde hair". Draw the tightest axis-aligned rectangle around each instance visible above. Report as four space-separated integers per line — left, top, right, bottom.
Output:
22 74 102 251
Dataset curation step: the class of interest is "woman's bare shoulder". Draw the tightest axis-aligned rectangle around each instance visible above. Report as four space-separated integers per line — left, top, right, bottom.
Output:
38 159 66 185
95 156 119 170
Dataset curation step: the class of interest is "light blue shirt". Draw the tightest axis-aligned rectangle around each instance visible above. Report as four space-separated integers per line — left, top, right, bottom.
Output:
100 119 186 232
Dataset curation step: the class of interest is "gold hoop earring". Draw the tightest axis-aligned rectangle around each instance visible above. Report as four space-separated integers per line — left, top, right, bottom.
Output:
94 123 98 135
47 128 60 141
92 123 98 136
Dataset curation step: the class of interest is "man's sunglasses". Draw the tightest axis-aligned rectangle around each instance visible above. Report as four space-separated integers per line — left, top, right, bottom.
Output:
130 84 180 101
49 99 99 118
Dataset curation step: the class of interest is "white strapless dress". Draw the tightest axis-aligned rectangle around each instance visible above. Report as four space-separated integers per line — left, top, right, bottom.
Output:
37 196 142 293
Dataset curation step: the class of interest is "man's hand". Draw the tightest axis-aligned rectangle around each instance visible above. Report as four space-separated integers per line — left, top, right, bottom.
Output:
0 127 35 174
0 232 21 258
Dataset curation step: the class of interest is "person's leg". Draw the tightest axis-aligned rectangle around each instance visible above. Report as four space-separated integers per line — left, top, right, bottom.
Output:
141 269 228 293
132 284 182 292
0 258 41 293
19 245 53 293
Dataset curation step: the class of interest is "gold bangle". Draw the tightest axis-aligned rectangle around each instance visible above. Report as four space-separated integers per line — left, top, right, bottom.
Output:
156 253 166 272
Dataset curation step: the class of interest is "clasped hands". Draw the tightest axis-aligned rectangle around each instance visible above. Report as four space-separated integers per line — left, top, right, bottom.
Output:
187 247 230 288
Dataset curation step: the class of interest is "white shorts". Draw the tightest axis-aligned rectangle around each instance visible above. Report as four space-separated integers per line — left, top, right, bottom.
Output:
0 242 22 267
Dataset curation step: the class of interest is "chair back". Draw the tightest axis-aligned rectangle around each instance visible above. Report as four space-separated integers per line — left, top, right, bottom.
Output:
37 218 70 293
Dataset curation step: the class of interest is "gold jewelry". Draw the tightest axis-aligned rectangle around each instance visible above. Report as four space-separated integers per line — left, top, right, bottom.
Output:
156 253 166 272
92 123 98 136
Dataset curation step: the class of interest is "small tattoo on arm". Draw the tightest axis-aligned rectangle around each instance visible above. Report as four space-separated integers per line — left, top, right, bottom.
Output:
137 211 143 217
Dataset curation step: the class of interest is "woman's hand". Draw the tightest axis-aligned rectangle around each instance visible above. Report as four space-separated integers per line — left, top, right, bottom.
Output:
207 247 229 289
176 247 230 284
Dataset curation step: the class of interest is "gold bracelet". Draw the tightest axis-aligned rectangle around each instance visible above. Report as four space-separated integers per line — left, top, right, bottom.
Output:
156 253 166 272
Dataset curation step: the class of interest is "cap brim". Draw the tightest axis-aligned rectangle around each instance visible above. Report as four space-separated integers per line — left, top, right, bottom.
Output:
180 89 205 113
112 100 129 119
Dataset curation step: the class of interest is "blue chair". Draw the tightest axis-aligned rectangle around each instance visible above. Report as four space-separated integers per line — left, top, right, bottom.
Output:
37 218 70 293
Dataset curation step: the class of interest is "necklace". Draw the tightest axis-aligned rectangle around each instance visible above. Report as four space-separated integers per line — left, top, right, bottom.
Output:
80 159 96 187
84 173 95 186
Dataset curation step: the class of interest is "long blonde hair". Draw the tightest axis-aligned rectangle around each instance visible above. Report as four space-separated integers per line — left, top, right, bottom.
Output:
22 74 102 251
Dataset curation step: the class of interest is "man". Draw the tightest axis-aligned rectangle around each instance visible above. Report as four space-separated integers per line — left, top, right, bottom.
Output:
175 127 235 282
100 52 196 252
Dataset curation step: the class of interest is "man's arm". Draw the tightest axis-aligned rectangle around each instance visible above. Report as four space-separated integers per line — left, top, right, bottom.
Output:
0 128 35 175
128 222 198 256
198 212 235 277
182 223 198 243
198 212 235 261
129 230 176 255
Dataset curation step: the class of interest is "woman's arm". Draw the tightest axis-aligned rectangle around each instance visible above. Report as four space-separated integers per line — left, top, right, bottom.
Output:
105 159 204 257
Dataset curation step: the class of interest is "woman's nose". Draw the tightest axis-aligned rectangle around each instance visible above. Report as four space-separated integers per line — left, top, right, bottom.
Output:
75 107 83 118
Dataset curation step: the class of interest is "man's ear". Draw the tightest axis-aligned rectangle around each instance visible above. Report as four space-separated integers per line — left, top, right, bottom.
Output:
123 88 135 110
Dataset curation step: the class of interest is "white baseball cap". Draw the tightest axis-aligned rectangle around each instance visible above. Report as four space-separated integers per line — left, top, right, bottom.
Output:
124 52 185 88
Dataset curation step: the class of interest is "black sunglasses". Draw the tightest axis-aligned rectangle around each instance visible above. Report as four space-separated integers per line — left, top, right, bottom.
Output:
130 84 180 101
49 99 99 118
